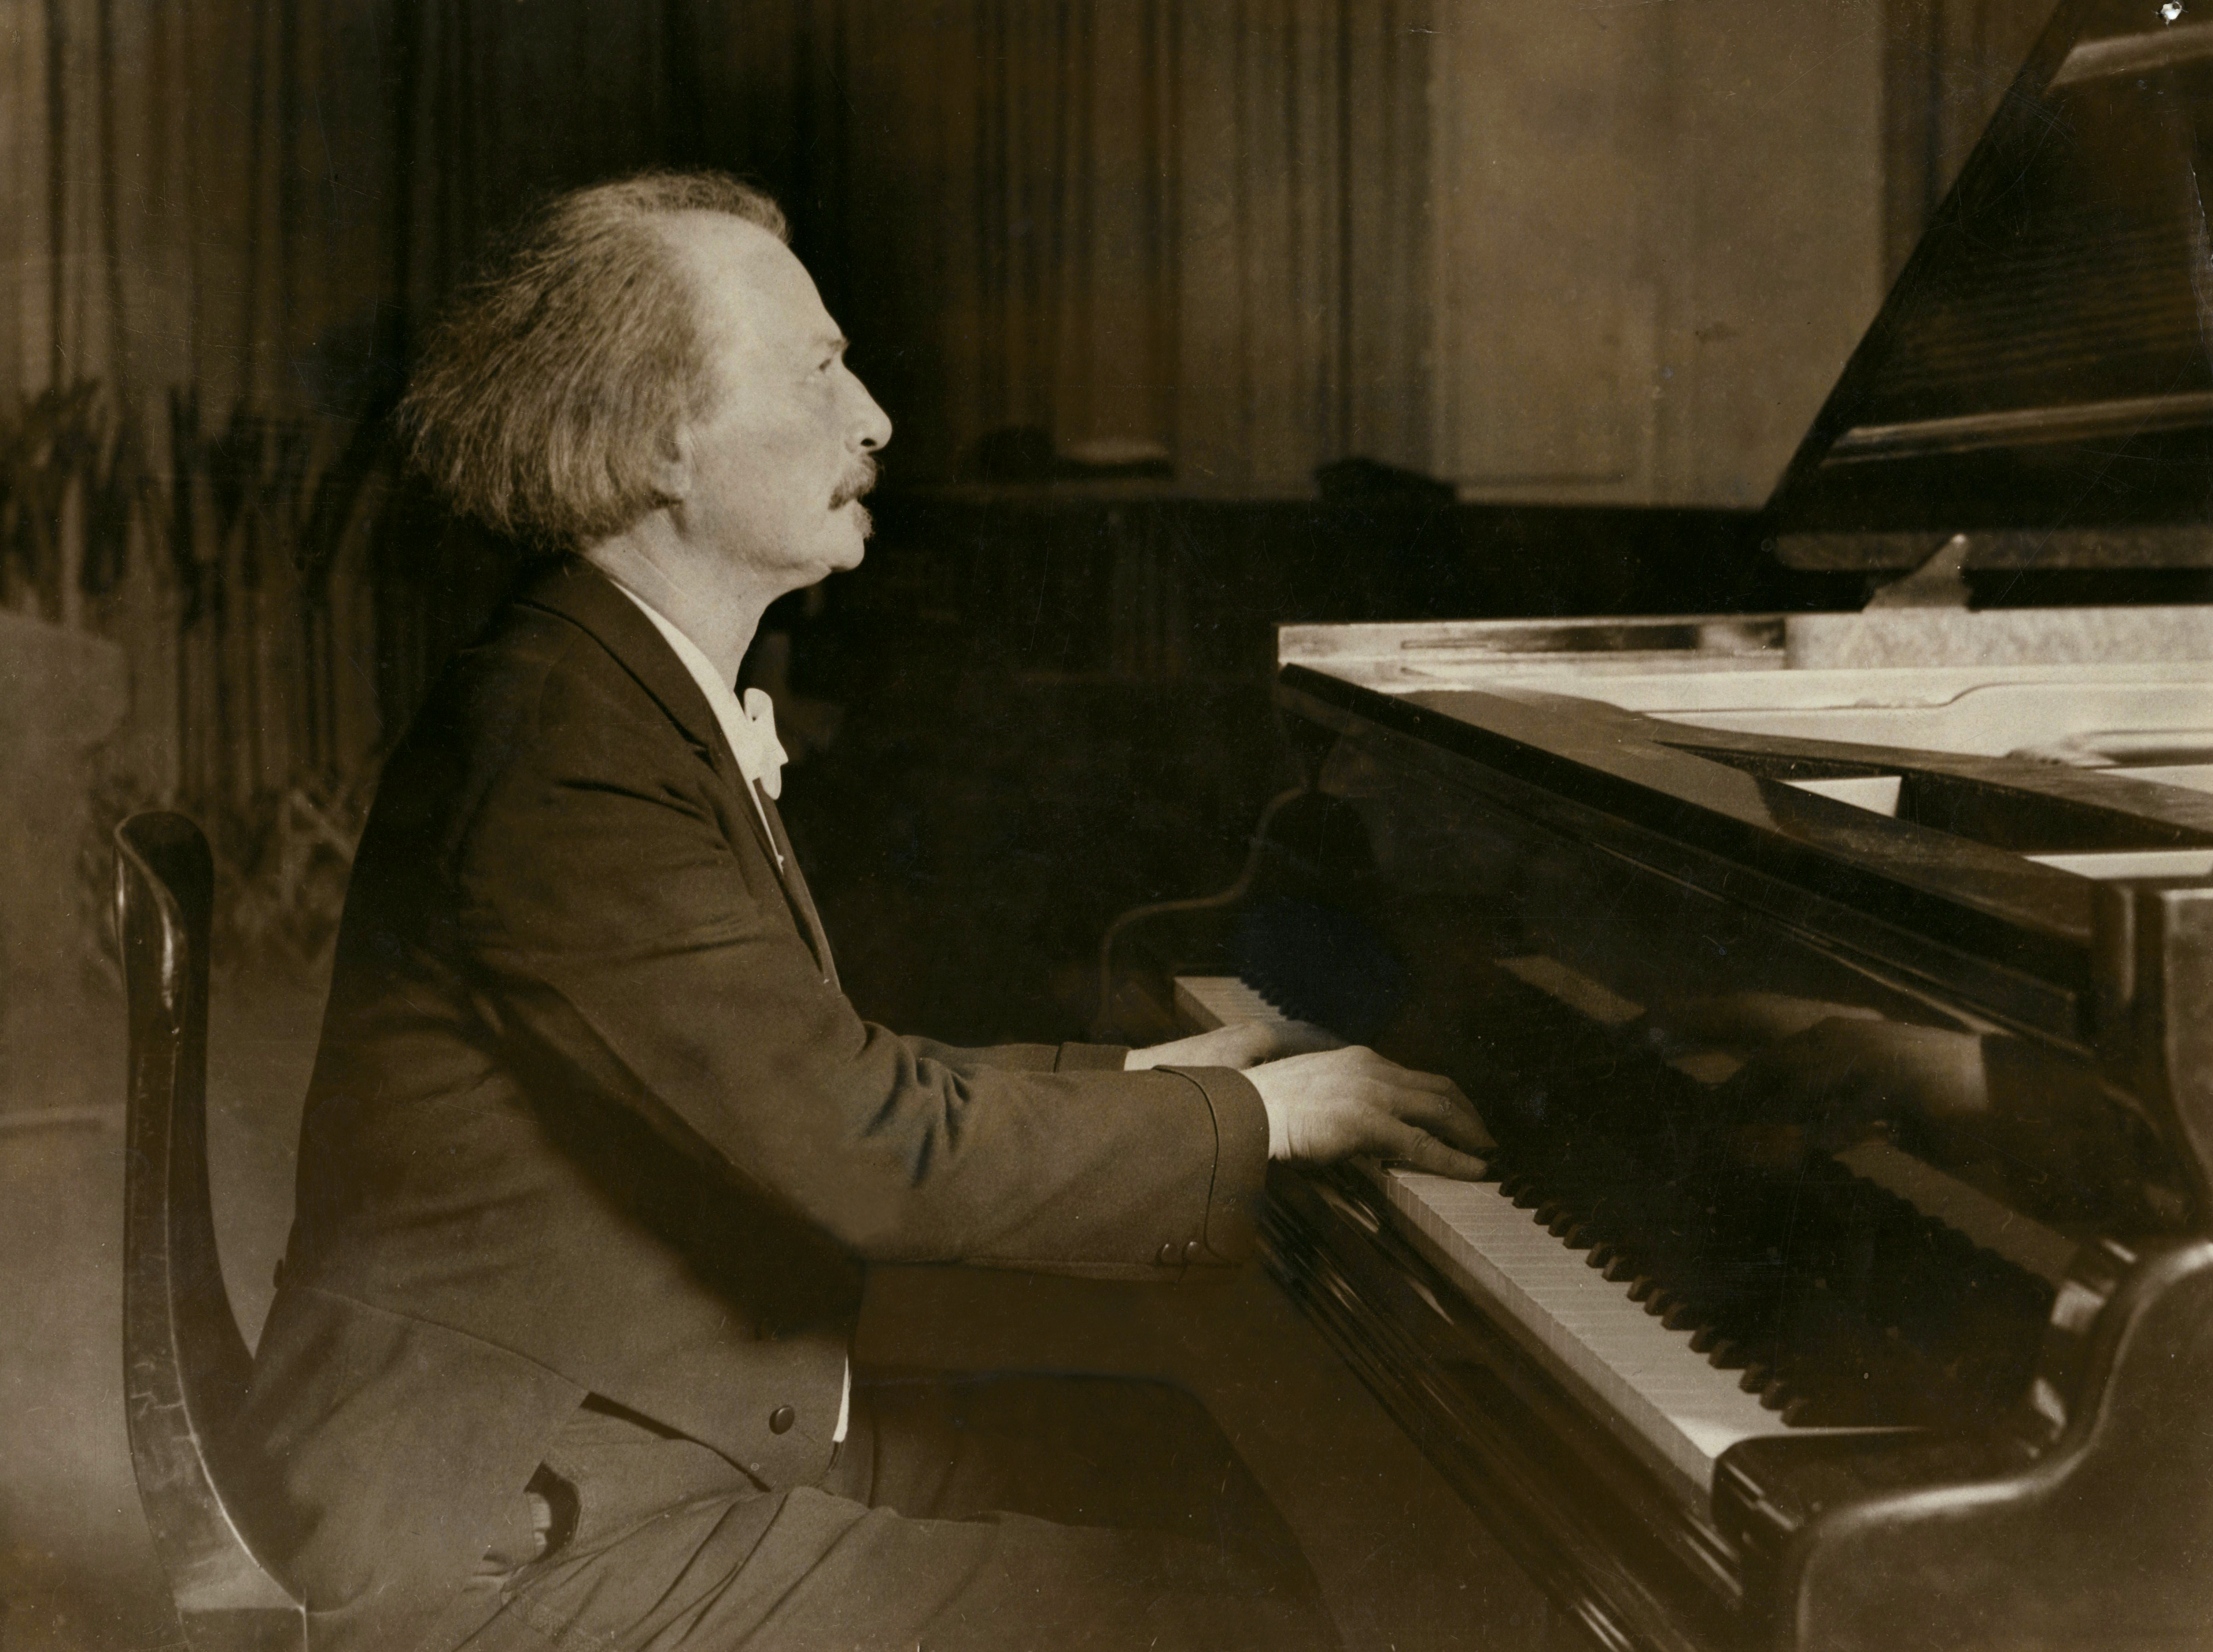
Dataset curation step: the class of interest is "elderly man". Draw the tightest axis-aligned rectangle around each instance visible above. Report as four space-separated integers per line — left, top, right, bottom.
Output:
233 170 1487 1652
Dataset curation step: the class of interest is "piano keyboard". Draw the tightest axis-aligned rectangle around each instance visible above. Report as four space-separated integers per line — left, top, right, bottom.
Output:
1175 974 1833 1495
1173 970 2063 1502
1364 1161 1839 1496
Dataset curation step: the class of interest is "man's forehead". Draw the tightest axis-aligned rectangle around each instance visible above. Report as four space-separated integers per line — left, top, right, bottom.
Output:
660 211 835 355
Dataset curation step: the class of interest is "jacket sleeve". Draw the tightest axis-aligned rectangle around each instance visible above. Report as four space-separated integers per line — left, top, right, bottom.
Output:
450 661 1266 1278
900 1036 1132 1075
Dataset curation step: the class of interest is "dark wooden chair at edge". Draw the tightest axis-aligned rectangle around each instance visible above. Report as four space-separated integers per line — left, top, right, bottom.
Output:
115 811 306 1652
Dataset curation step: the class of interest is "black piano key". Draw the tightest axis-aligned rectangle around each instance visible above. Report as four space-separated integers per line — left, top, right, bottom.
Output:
1435 967 2057 1436
1227 925 2069 1460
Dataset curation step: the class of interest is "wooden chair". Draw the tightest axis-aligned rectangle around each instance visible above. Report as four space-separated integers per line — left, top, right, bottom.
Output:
115 812 307 1652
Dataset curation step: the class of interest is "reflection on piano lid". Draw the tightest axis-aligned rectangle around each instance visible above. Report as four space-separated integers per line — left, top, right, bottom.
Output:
1179 977 1845 1503
1475 957 2081 1288
1180 968 2081 1510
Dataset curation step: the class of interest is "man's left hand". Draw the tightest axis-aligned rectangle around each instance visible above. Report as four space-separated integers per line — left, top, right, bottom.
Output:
1124 1020 1342 1072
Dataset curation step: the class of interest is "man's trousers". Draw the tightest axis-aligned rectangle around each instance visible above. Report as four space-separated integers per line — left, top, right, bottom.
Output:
427 1370 1342 1652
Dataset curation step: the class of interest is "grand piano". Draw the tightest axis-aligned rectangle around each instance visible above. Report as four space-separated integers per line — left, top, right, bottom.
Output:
1108 1 2213 1645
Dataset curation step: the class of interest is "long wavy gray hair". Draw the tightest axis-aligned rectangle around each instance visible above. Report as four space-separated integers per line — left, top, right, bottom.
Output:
400 170 788 545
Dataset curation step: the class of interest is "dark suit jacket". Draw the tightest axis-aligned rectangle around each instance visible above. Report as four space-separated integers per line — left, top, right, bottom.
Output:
232 557 1268 1651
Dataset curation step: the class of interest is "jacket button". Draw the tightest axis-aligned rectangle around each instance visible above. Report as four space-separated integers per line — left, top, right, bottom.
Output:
1184 1239 1203 1263
1156 1241 1180 1267
769 1405 796 1434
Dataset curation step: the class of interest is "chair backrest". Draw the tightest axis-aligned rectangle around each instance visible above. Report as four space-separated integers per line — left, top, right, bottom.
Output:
115 812 306 1651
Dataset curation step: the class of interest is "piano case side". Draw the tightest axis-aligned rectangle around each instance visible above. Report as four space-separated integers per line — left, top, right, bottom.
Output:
1743 1238 2213 1652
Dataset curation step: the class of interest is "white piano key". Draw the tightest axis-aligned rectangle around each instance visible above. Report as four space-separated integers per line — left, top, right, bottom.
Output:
1175 975 1294 1031
1366 1162 1812 1496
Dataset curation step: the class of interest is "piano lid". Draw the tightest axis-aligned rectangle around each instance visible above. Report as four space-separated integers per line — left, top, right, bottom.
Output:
1768 0 2213 569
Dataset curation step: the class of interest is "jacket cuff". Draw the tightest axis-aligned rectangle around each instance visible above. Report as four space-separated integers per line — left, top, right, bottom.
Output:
1054 1041 1131 1072
1162 1065 1269 1264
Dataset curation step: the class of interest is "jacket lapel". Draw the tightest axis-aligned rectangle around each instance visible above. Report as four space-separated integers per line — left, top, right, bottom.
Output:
516 557 834 976
754 788 839 991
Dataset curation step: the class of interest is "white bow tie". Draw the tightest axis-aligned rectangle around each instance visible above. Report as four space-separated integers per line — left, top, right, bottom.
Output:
734 687 789 800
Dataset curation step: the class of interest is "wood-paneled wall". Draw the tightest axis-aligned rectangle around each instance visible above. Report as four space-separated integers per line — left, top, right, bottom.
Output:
1429 0 1892 509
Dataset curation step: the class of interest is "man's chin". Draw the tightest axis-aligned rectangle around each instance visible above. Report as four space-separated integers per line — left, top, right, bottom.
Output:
815 504 871 573
837 502 873 559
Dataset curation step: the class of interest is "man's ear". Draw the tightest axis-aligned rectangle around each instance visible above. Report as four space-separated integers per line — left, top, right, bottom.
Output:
651 419 697 504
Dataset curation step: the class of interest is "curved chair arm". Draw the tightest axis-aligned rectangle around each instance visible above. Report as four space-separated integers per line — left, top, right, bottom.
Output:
115 812 305 1650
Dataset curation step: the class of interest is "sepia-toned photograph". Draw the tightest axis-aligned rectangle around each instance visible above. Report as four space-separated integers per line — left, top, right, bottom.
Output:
4 1 2211 1647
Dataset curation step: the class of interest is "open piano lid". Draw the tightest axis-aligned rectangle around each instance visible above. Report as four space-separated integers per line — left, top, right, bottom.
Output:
1769 0 2213 572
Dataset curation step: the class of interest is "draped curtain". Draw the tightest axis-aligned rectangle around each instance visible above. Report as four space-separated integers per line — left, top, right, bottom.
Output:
3 0 410 874
748 0 1437 489
0 0 716 922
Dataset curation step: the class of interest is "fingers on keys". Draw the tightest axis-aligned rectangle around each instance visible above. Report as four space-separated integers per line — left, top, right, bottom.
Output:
1380 1085 1494 1172
1382 1072 1490 1147
1382 1116 1491 1180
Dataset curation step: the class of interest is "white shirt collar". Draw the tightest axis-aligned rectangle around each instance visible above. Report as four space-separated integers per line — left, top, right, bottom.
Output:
610 582 789 859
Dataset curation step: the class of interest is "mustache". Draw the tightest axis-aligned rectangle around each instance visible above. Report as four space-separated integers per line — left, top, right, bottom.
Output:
831 455 880 508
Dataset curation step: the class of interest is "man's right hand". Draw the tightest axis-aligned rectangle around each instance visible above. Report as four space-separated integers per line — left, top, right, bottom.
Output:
1244 1047 1493 1178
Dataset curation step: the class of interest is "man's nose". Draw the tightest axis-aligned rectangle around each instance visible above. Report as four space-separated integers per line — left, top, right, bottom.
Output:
846 373 892 452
